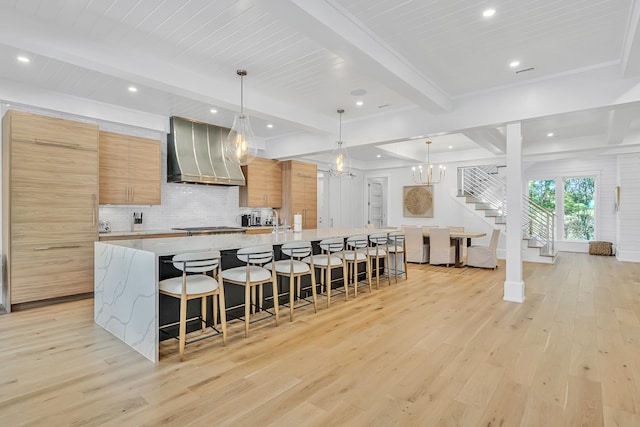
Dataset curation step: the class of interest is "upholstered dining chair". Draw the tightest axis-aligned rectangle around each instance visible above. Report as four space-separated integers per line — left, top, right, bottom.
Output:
405 226 429 263
159 250 226 361
429 227 456 266
467 228 500 269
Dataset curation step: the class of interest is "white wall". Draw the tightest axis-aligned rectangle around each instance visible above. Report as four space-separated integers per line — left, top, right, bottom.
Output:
362 155 622 256
617 154 640 262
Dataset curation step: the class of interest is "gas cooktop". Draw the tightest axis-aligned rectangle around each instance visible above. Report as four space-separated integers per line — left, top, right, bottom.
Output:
172 226 244 232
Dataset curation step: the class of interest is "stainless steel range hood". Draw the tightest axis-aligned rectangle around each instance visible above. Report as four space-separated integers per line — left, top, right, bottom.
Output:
167 116 246 186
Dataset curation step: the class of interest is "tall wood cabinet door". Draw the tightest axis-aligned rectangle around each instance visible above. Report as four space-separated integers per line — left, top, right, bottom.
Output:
11 141 98 244
303 175 317 228
10 111 99 150
129 138 161 205
241 158 268 207
265 160 282 208
99 133 129 204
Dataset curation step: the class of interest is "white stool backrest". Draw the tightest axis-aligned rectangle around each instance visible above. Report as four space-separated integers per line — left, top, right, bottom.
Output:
319 237 344 253
387 231 405 249
369 232 388 246
172 251 221 273
236 245 274 265
346 235 368 249
280 241 313 259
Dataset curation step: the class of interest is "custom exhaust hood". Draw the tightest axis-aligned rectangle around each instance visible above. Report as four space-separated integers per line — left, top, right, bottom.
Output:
167 116 246 186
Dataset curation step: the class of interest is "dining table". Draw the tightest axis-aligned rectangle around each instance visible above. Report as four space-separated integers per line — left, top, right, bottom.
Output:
422 229 486 267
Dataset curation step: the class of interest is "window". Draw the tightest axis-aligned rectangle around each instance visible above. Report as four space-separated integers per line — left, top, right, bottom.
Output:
528 180 556 211
563 177 595 240
528 176 596 241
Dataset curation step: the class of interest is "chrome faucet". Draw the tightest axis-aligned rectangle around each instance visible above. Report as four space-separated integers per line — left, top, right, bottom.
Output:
271 208 279 233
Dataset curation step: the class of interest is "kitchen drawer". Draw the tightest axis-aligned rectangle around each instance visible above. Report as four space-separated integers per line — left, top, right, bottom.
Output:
9 110 98 151
10 241 95 304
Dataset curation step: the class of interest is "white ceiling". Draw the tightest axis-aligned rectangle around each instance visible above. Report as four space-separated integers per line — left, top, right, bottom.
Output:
1 0 640 168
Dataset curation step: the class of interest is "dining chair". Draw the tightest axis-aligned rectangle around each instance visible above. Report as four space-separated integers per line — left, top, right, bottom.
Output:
221 245 279 338
405 226 429 263
467 228 500 269
265 241 317 321
429 227 456 266
159 250 226 361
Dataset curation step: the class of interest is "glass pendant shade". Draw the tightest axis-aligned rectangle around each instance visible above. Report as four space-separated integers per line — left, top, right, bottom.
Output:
329 108 353 178
225 113 258 166
329 140 352 177
225 69 257 166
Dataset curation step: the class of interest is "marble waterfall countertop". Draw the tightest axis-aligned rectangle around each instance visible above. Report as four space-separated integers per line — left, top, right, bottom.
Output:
94 227 389 362
102 227 379 256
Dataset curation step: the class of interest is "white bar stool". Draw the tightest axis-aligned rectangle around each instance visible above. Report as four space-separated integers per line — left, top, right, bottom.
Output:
159 250 226 361
367 232 392 288
344 234 372 297
387 231 408 282
303 237 347 308
265 241 317 321
221 245 279 338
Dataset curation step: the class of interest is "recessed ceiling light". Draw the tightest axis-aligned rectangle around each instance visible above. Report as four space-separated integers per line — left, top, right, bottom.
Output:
210 108 218 114
128 86 138 92
267 124 273 128
448 145 453 149
547 132 554 137
356 101 364 106
17 56 30 63
483 8 496 17
376 154 381 158
510 60 521 68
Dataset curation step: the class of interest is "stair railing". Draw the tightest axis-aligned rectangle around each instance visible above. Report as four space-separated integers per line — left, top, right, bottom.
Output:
458 166 555 254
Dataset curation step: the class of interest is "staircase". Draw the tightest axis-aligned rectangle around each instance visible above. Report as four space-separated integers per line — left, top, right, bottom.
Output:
456 166 557 263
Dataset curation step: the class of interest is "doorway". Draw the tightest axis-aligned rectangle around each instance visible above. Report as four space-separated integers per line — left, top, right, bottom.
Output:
367 177 387 227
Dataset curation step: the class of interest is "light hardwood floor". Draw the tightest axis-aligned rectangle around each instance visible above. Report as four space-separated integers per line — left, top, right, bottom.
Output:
1 252 639 426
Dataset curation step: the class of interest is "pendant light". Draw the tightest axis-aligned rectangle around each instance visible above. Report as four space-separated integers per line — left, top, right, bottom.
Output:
412 140 445 185
329 109 353 178
225 70 258 166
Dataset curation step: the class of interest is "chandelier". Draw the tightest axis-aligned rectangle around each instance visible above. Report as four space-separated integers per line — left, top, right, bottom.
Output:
329 109 353 178
412 140 445 185
225 70 258 166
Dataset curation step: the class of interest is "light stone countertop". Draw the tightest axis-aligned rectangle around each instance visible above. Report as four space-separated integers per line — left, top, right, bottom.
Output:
101 227 382 256
99 229 186 238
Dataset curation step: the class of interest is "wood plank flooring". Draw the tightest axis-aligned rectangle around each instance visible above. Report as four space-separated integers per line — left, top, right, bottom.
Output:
1 252 639 426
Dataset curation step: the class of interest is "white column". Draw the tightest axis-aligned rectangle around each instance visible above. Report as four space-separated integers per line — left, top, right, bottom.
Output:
504 122 525 303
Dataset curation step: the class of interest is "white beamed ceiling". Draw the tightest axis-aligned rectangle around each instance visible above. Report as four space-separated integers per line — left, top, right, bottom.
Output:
1 0 640 166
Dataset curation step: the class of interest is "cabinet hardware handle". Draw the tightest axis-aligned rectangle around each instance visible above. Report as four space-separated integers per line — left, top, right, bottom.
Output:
35 138 81 149
92 194 96 226
34 245 82 251
131 186 134 202
125 186 129 202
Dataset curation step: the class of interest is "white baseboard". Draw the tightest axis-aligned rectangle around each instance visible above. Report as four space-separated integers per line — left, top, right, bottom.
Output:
616 249 640 263
504 280 525 303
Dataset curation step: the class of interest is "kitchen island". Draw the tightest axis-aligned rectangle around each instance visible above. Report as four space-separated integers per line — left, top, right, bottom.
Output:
94 228 382 362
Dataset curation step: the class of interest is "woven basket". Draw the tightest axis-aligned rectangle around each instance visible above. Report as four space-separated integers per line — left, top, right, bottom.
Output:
589 241 613 256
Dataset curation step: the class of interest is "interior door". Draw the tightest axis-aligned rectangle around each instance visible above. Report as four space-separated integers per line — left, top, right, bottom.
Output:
368 181 384 227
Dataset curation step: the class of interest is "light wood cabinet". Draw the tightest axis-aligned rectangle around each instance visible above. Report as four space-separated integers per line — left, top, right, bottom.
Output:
239 157 282 207
99 131 161 205
281 160 317 229
2 110 99 308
